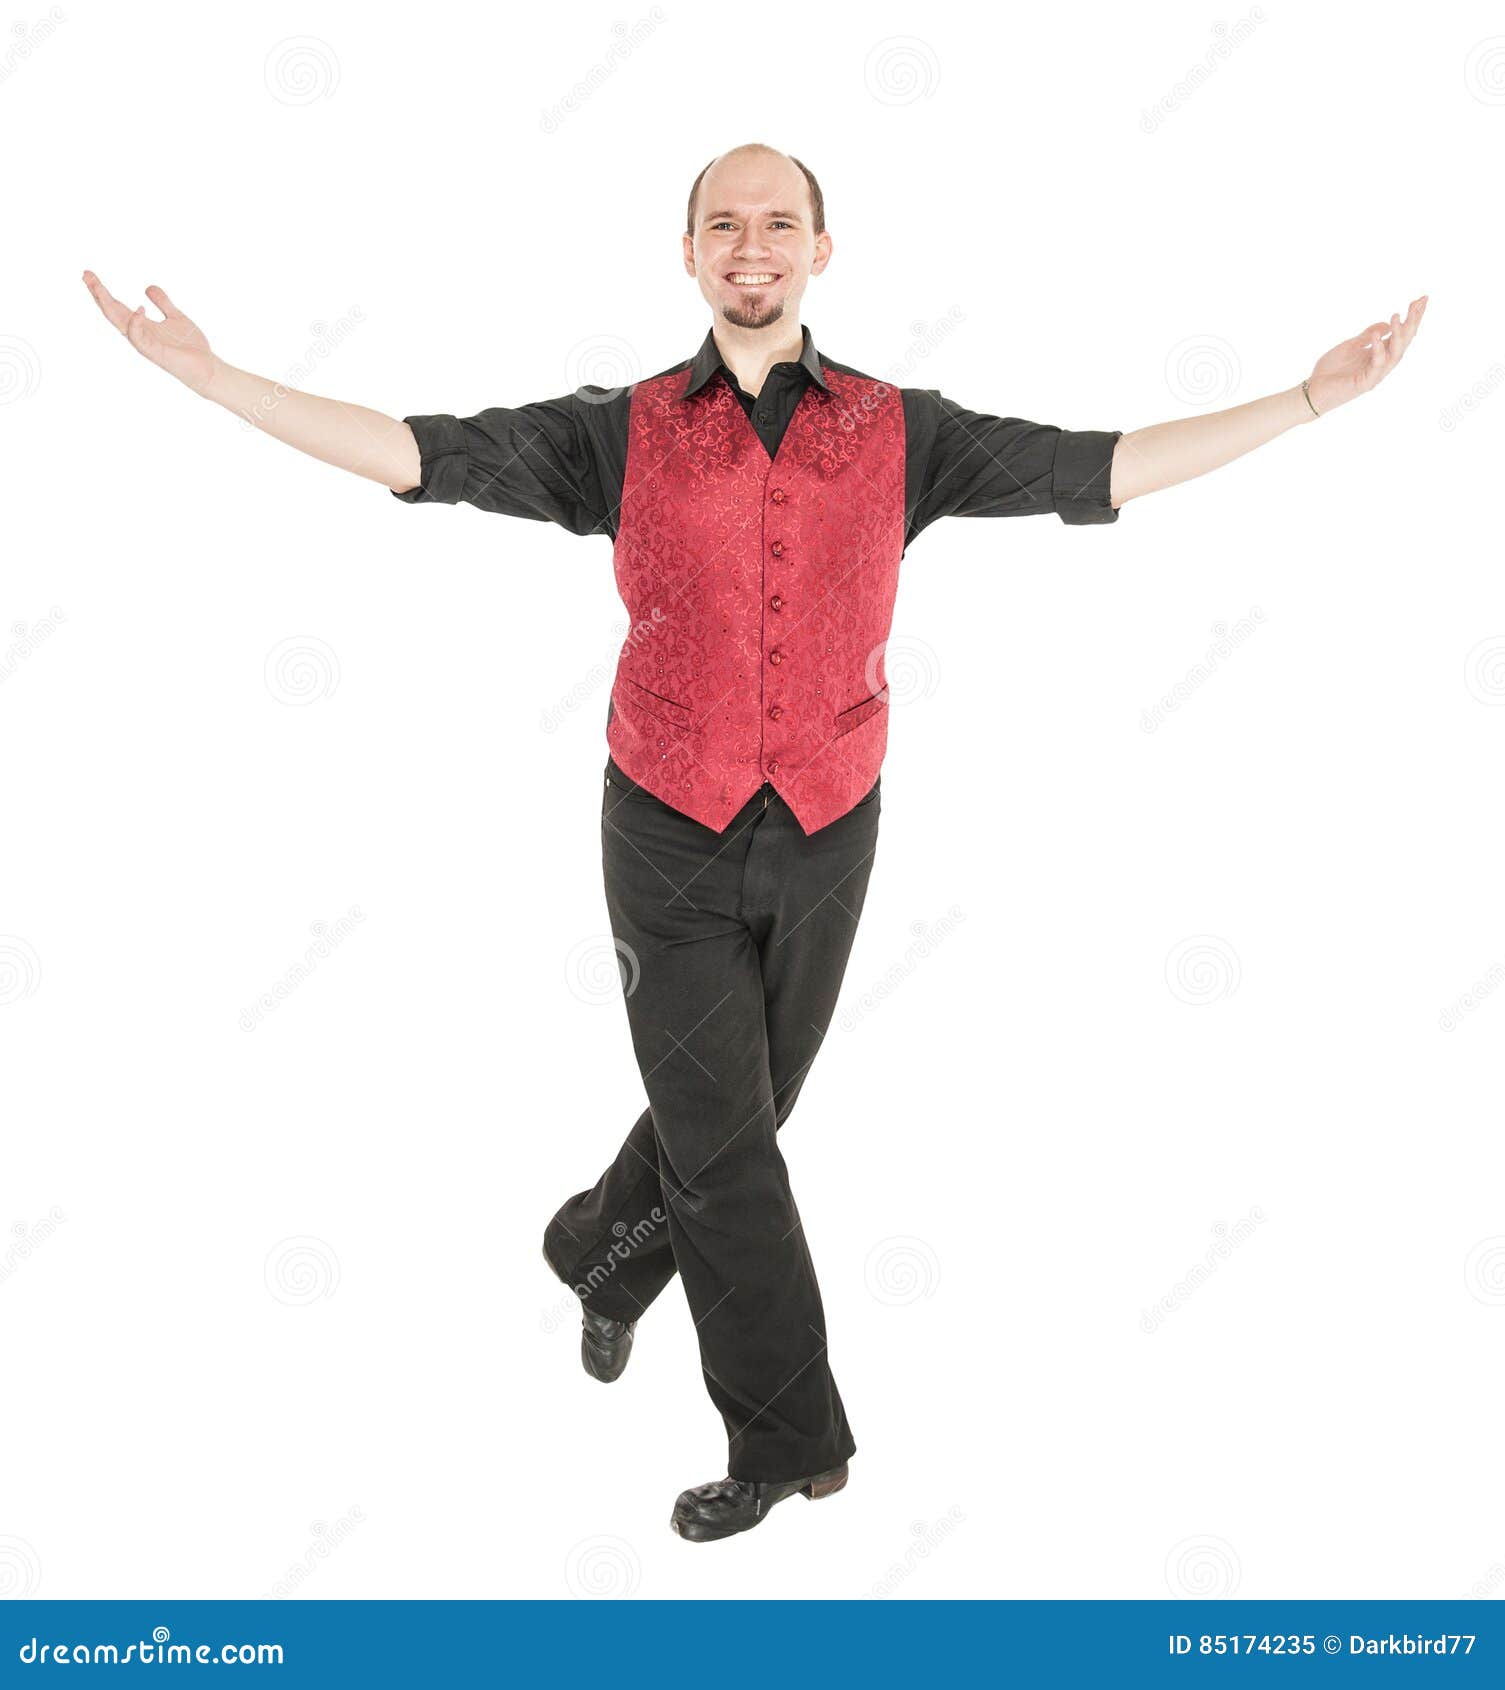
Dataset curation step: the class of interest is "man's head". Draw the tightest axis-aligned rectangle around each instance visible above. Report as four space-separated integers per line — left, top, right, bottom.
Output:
683 144 831 332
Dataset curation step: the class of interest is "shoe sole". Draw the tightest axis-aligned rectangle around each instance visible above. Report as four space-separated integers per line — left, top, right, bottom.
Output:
669 1466 849 1541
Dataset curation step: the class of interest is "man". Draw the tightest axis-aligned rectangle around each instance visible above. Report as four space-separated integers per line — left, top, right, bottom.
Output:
83 142 1425 1543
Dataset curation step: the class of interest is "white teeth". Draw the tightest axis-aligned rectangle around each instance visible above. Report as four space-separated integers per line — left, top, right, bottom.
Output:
729 273 777 284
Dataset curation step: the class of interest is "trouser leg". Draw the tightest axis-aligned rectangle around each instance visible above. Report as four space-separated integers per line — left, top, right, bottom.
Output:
546 763 880 1482
542 842 876 1326
544 1104 668 1321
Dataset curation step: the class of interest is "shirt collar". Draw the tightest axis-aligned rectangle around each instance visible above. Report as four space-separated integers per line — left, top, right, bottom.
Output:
679 324 831 401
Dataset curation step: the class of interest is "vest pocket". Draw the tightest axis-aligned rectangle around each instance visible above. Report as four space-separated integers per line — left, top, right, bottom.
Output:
613 675 695 730
832 687 889 738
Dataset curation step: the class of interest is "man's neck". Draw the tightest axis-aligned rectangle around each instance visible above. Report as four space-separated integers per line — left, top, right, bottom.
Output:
712 319 804 402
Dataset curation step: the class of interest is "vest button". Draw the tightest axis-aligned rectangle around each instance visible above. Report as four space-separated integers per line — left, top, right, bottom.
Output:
766 759 779 774
769 594 783 611
767 704 783 720
768 649 783 666
771 541 784 557
770 488 785 503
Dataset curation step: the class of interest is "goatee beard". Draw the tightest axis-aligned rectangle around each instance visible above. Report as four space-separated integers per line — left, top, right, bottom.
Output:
720 298 785 331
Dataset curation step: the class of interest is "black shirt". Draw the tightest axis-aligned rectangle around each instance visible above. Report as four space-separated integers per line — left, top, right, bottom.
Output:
391 325 1121 547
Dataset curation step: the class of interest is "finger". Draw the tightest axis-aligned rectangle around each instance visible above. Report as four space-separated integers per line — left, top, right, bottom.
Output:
123 303 151 353
82 269 136 335
1395 304 1419 353
145 284 185 319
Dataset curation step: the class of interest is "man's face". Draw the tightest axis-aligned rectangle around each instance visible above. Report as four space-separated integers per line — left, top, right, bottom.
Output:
683 154 831 331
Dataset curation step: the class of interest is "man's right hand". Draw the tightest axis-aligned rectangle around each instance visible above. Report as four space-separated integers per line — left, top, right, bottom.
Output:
82 272 220 396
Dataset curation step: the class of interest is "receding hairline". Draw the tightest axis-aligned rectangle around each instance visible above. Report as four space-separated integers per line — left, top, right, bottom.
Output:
686 145 825 236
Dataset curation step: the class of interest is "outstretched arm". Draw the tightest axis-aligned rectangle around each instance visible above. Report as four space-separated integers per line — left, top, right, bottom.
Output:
1109 296 1428 508
82 271 421 491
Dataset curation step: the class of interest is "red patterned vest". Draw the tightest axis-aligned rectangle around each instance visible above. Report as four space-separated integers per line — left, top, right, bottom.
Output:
606 361 906 834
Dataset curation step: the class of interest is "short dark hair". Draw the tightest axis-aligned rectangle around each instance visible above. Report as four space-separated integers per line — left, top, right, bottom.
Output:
686 149 825 238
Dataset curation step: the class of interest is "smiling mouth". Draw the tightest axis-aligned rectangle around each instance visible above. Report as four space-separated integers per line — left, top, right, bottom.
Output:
725 272 781 286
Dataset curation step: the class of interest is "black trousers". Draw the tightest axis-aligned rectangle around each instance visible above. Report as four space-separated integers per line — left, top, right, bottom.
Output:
543 754 881 1483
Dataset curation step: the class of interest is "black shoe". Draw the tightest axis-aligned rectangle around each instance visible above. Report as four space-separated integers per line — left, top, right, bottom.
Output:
543 1244 637 1383
580 1305 636 1383
669 1463 849 1542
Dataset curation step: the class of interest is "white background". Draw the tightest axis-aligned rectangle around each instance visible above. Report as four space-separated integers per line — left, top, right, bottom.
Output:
3 0 1501 1603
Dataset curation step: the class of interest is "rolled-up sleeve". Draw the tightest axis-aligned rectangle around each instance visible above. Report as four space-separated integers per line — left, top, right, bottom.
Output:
1049 427 1122 526
391 414 471 506
389 397 608 537
907 390 1122 539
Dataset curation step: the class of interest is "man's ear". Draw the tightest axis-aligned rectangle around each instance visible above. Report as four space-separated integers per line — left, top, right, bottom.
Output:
682 233 697 277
